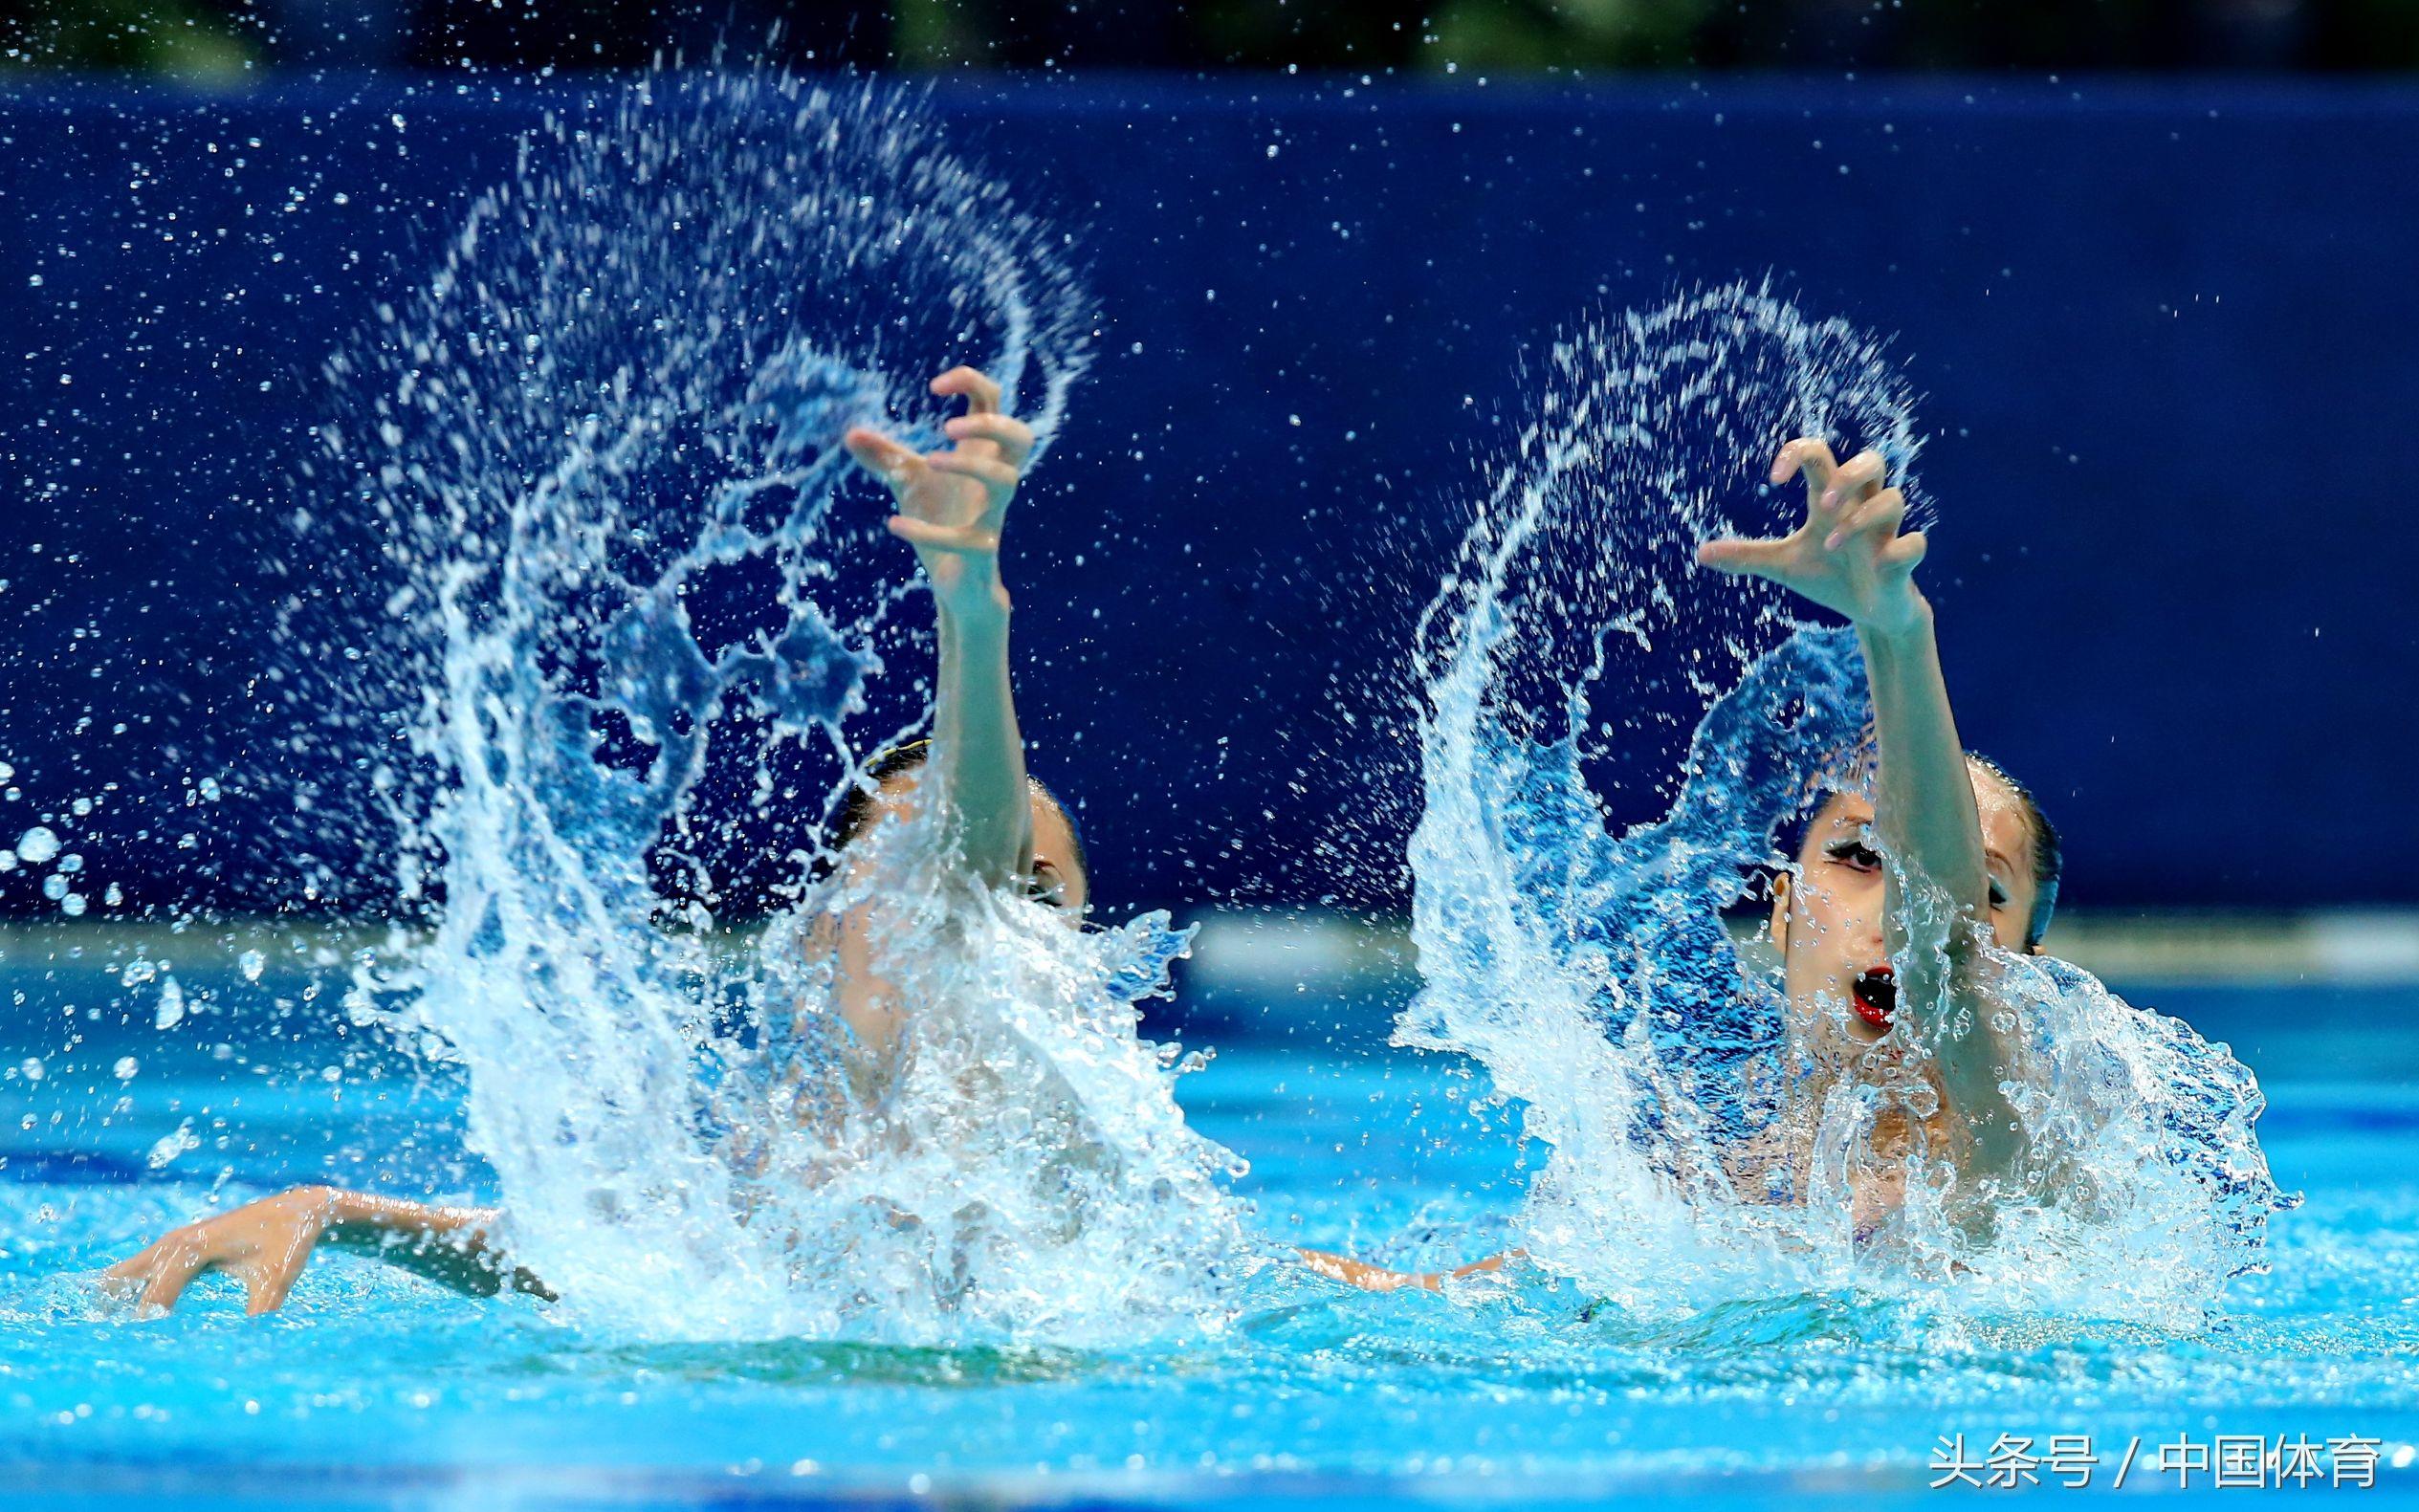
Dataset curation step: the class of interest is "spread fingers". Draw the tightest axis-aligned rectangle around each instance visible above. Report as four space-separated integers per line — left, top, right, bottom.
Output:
941 413 1034 466
1770 437 1839 510
1695 537 1788 576
930 365 1002 415
1881 529 1929 568
1826 486 1906 551
101 1238 164 1283
1822 449 1889 513
137 1245 207 1318
243 1255 306 1317
922 451 1019 492
843 427 924 487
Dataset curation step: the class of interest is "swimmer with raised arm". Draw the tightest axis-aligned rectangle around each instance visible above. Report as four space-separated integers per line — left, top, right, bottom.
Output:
100 365 1090 1317
1307 436 2065 1289
1700 437 2058 1226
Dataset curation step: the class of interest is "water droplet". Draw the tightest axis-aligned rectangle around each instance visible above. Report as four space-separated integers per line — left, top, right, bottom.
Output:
146 1119 199 1170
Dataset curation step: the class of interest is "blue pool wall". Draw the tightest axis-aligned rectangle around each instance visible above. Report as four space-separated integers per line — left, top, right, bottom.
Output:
1 76 2412 914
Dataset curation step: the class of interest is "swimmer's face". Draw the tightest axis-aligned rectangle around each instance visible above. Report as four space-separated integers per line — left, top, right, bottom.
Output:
1022 786 1089 916
1770 766 2042 1044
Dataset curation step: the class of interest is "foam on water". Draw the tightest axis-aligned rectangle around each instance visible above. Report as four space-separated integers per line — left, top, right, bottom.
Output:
304 71 1252 1344
1402 284 2293 1324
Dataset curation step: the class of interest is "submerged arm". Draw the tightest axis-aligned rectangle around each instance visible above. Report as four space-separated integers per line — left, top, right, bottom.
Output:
319 1189 555 1300
1295 1247 1512 1293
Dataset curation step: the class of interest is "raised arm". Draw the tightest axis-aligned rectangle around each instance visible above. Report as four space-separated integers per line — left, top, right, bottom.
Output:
101 1185 553 1317
842 366 1036 887
1699 440 2023 1175
1704 441 1992 928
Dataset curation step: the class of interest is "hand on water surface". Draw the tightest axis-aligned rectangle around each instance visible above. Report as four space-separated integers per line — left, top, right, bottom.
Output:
101 1185 339 1317
100 1186 536 1317
1697 439 1928 638
844 366 1031 621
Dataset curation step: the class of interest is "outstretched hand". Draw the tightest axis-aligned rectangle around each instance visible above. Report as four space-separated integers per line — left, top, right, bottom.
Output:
843 366 1033 619
100 1186 337 1317
1697 439 1928 636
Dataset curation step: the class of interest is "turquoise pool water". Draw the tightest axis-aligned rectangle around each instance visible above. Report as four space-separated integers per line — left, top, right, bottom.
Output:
4 944 2416 1507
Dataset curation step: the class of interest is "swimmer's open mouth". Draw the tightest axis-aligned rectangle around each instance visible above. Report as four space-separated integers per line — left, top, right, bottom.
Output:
1851 965 1898 1029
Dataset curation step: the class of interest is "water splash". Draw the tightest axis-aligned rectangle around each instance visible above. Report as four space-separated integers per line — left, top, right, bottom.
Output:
306 71 1251 1344
1403 283 2291 1322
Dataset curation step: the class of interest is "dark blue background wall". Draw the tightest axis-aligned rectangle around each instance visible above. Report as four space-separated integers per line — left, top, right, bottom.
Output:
1 75 2412 917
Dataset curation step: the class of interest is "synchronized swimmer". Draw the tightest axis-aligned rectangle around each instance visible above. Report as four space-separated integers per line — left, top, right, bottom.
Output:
1307 436 2067 1288
101 362 1069 1315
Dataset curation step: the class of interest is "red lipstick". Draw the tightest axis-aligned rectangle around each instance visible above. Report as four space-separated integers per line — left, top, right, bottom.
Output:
1850 964 1898 1029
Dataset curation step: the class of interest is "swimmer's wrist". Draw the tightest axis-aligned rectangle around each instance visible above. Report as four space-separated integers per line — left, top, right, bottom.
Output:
1855 587 1931 646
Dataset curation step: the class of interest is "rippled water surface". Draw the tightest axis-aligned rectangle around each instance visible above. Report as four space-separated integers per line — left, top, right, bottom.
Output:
4 947 2416 1507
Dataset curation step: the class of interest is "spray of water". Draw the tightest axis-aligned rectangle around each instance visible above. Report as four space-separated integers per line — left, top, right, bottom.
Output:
302 71 1251 1344
1403 284 2291 1323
